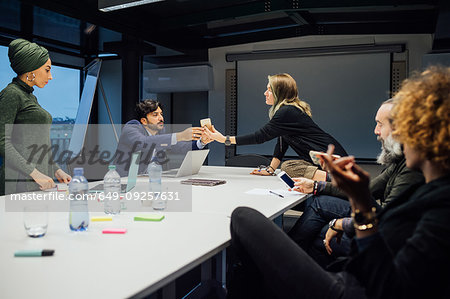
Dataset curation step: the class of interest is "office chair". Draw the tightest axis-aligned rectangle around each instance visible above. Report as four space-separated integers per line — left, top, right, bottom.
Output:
226 154 271 168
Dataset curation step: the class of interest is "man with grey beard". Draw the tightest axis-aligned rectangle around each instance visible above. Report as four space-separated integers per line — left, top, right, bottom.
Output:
287 99 424 267
377 134 403 165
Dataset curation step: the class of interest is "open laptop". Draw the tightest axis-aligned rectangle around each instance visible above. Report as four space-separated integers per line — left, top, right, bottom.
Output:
89 151 141 193
162 149 209 178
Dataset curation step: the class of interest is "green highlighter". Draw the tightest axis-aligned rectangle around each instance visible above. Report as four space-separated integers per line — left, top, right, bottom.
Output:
134 214 165 222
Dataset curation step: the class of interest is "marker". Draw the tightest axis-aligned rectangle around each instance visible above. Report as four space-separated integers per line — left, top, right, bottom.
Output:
14 249 54 257
269 190 284 198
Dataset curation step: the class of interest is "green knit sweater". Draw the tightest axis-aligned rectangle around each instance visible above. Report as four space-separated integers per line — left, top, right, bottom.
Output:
0 77 59 195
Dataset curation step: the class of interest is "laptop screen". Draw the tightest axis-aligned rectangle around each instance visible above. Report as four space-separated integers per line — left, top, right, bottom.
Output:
126 151 141 192
162 149 209 178
89 151 141 193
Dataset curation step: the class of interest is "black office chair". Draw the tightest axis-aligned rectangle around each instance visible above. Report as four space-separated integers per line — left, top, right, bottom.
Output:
225 154 271 168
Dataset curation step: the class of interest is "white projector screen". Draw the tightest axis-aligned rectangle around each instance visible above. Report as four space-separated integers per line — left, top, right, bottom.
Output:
236 53 391 159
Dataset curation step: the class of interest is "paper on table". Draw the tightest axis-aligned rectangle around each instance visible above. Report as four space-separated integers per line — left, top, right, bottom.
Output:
245 188 302 197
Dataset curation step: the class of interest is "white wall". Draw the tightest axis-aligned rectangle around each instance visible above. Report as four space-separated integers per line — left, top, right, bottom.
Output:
208 34 433 165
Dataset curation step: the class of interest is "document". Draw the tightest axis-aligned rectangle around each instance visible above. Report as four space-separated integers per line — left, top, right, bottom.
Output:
245 188 301 197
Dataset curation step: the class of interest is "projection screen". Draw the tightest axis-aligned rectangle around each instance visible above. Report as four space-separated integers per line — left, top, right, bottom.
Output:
236 53 391 160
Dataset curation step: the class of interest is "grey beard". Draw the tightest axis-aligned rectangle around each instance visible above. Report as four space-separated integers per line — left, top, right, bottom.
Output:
377 134 403 165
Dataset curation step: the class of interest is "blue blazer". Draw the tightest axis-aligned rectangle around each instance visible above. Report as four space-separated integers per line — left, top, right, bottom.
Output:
113 120 201 176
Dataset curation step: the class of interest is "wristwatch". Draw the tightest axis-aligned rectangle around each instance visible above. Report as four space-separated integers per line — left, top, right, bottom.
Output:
224 135 231 146
329 219 339 231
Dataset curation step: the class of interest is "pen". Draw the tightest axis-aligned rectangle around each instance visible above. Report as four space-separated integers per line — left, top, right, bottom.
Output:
269 190 284 198
14 249 54 257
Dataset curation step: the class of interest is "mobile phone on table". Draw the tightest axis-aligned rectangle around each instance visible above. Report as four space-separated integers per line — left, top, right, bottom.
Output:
277 171 295 188
309 150 341 165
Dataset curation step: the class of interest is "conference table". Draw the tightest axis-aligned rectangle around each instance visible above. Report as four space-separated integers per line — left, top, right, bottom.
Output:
0 166 307 299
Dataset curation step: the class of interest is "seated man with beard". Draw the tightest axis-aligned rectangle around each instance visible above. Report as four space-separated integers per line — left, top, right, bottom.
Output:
113 99 211 176
287 99 424 267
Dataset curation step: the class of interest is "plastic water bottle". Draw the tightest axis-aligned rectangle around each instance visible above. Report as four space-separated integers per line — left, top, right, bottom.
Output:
69 168 89 231
148 160 165 210
103 165 121 215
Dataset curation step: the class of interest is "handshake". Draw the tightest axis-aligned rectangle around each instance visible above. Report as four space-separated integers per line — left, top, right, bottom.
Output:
177 118 228 145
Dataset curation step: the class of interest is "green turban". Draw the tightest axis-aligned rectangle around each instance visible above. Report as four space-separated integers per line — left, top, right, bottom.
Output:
8 38 49 75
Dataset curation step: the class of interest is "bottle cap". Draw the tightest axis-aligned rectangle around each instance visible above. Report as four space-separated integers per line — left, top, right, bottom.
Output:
73 167 84 176
108 165 116 170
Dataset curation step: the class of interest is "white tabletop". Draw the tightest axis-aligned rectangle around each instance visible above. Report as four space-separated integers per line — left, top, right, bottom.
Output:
130 166 306 218
0 166 306 299
0 210 230 299
191 166 306 218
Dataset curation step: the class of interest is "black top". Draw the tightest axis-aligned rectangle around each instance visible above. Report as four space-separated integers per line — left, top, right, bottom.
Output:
235 105 347 163
344 174 450 299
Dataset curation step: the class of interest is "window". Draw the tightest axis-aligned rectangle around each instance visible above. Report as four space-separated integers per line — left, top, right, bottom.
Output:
0 0 20 31
33 65 80 121
0 46 16 88
33 7 81 46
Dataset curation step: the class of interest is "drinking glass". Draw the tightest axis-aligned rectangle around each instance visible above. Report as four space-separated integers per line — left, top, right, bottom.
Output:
23 206 48 238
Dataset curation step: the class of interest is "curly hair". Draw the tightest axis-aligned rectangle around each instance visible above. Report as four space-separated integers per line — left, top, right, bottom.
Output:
391 65 450 170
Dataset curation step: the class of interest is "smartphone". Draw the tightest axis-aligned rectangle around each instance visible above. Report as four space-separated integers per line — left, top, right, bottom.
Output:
309 150 341 165
200 118 212 130
277 171 295 188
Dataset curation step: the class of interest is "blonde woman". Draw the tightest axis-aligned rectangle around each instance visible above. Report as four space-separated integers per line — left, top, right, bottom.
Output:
205 73 347 179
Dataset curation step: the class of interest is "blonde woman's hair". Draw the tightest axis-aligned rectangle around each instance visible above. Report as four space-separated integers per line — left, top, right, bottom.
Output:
268 73 312 119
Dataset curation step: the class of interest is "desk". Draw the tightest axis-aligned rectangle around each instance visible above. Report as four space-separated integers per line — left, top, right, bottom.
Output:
0 166 306 299
191 166 306 218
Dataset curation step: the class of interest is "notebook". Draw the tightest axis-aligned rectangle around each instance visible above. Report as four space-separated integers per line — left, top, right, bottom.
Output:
162 149 209 178
89 151 141 193
180 179 226 186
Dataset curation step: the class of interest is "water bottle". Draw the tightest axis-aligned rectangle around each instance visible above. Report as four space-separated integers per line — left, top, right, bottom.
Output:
103 165 121 215
69 168 89 231
148 159 165 210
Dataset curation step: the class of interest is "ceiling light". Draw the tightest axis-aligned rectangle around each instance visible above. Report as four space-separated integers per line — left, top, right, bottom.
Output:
99 0 165 12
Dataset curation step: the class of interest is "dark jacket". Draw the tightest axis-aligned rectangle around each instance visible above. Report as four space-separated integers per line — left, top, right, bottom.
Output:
235 105 347 163
323 157 424 207
113 120 201 176
343 174 450 299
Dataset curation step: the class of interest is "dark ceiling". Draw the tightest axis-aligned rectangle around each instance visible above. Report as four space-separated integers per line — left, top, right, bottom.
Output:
21 0 447 64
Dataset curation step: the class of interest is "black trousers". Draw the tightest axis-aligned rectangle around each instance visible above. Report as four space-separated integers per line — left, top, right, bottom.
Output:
287 195 353 267
227 207 366 299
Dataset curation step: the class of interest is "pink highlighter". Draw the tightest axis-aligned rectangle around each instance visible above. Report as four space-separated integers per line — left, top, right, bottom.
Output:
102 228 127 234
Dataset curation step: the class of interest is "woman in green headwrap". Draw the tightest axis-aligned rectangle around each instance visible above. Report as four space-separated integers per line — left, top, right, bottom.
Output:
0 38 71 195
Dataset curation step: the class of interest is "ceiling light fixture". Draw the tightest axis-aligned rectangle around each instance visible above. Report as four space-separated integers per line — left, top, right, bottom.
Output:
99 0 165 12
